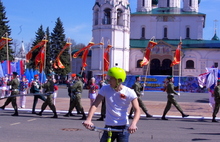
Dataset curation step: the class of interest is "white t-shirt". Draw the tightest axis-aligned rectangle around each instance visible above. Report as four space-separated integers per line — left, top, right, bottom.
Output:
99 85 137 126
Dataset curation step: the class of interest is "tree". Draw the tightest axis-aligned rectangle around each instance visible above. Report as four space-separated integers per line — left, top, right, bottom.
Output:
0 1 14 62
51 17 70 76
45 26 52 74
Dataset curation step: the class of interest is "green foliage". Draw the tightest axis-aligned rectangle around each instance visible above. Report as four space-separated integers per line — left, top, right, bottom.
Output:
0 1 14 62
45 27 52 74
50 17 70 76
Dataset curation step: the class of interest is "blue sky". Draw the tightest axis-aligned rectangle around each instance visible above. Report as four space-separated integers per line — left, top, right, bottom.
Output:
2 0 220 46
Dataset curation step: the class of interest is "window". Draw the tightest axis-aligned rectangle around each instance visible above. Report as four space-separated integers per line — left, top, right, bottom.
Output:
117 9 123 26
186 60 194 69
163 27 168 39
136 60 143 68
103 8 111 25
94 10 99 25
186 27 190 39
189 0 192 7
142 0 145 7
141 27 145 39
167 0 170 7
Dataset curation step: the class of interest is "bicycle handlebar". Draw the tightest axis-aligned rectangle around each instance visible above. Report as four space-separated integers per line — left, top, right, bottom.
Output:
90 126 127 132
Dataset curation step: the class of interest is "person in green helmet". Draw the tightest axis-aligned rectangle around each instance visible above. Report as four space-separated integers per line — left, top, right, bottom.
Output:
83 67 140 142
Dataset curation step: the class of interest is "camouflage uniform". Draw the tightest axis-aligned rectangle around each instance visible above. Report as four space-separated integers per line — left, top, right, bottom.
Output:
0 72 20 116
212 81 220 122
37 77 57 118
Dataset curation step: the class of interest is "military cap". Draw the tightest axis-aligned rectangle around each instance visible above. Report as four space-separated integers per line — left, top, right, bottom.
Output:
13 72 18 76
167 75 173 80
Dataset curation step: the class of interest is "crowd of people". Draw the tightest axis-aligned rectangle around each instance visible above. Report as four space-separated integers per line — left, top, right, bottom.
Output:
1 67 220 141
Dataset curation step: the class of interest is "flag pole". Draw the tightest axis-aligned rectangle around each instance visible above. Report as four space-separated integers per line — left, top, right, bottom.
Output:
69 38 72 75
80 38 93 76
6 32 9 74
101 37 104 81
143 37 156 92
42 36 47 83
178 37 182 93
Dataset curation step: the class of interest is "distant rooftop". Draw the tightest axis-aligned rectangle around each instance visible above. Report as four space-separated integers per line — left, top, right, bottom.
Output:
130 39 220 49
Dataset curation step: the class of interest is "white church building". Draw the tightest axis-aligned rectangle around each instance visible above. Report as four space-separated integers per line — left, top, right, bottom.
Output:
72 0 220 78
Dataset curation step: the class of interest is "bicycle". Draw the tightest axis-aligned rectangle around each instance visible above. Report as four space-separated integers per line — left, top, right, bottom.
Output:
87 125 128 142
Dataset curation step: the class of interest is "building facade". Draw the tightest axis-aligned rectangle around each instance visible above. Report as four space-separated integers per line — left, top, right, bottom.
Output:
72 0 220 77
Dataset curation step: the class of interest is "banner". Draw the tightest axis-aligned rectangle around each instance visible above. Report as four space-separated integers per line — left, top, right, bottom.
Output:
123 75 207 93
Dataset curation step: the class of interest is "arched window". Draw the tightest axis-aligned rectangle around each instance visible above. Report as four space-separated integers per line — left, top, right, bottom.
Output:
117 9 123 26
94 10 99 25
136 59 143 68
103 8 111 25
186 27 190 39
189 0 192 7
141 27 145 39
186 60 194 69
142 0 145 6
167 0 170 7
150 59 161 75
163 27 168 39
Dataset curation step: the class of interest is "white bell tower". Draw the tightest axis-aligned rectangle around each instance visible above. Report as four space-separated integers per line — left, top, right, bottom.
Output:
158 0 181 8
137 0 152 12
91 0 131 74
183 0 199 12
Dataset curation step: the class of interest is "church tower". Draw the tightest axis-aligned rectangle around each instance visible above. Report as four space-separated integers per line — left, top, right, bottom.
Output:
137 0 152 12
183 0 199 12
158 0 181 8
91 0 130 74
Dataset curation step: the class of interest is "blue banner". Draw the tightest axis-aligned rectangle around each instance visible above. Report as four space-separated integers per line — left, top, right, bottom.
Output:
124 75 207 93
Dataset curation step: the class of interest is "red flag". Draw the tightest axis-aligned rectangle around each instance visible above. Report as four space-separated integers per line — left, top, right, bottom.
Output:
73 42 95 58
140 41 157 67
53 61 58 69
103 44 112 71
26 40 48 61
57 59 65 69
53 42 72 69
73 42 103 68
170 42 182 67
34 46 45 73
0 37 12 50
81 42 104 67
56 42 72 59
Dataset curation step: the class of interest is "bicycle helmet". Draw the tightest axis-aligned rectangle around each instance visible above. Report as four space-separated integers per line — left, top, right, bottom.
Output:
107 67 126 82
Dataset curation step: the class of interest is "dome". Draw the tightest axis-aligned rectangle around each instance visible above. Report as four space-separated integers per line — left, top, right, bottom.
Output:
212 33 219 41
152 0 158 5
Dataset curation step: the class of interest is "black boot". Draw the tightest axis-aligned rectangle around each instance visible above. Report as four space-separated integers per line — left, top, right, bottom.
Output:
12 110 18 116
0 106 5 110
161 116 168 120
32 111 36 114
51 114 58 118
146 112 153 117
182 114 189 118
80 113 87 120
36 111 42 116
212 117 218 122
63 113 70 117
